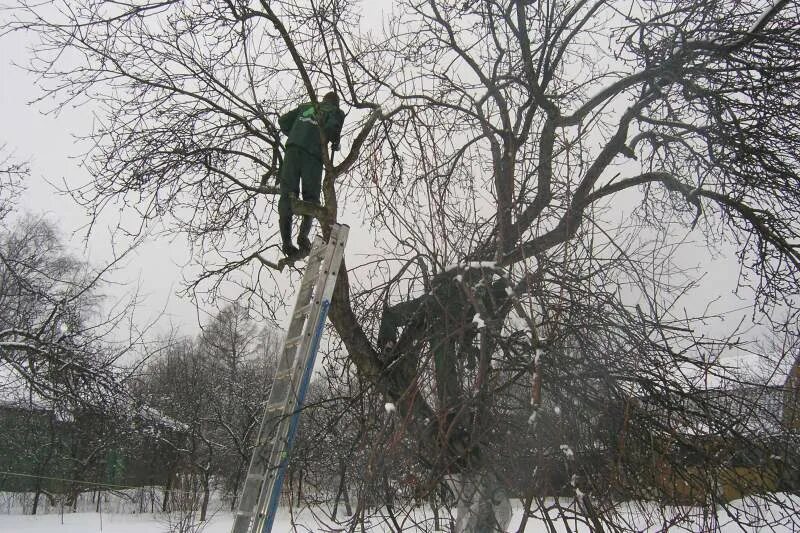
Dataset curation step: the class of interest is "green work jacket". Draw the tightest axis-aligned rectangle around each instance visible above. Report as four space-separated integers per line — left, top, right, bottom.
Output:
279 102 345 158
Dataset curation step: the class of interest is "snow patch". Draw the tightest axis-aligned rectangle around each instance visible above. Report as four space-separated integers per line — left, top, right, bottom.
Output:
468 261 497 269
472 314 485 328
672 34 683 55
560 444 574 459
137 405 189 432
384 402 396 414
444 261 500 273
2 494 800 532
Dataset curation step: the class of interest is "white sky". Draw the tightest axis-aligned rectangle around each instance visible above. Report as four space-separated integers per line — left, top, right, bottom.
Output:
1 28 201 335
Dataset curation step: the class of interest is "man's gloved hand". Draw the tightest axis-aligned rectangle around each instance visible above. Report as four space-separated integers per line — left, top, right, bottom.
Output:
331 142 340 152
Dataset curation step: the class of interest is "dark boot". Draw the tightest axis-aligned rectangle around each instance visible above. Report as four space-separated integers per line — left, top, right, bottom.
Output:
297 215 314 253
279 208 294 254
282 242 300 258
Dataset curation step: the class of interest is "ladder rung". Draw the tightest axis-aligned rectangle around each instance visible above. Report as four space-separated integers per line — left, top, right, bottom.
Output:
293 294 314 312
294 302 315 317
234 224 349 528
273 363 294 376
310 245 330 261
284 334 307 347
274 368 294 379
265 402 285 412
297 282 315 298
258 431 277 442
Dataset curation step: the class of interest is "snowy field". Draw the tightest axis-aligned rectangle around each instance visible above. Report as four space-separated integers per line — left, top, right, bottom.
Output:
1 492 799 532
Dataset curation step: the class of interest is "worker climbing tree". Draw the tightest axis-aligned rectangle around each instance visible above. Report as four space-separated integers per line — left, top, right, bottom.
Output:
277 91 345 261
8 0 800 532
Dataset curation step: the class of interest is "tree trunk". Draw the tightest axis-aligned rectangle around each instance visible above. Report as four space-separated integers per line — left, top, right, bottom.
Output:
447 472 511 533
31 487 41 515
230 468 242 512
199 472 210 522
332 458 351 519
162 472 173 513
343 482 353 517
515 493 534 533
297 468 304 501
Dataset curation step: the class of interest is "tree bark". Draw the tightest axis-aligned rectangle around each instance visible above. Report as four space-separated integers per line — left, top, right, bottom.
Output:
31 487 41 515
332 457 352 519
199 472 210 522
162 472 173 513
448 472 511 533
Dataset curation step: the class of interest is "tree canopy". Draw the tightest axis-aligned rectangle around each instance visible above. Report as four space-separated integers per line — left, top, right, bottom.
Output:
4 0 800 530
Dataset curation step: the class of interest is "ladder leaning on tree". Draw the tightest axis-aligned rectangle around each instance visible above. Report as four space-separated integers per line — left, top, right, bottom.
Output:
231 223 349 533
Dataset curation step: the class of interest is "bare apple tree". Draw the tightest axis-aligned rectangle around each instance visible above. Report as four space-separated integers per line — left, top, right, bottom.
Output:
4 0 800 530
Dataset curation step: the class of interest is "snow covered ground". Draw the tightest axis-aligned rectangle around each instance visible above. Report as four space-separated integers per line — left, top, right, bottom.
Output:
1 493 799 532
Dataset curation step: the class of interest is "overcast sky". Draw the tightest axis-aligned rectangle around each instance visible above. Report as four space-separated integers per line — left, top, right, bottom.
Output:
1 28 203 335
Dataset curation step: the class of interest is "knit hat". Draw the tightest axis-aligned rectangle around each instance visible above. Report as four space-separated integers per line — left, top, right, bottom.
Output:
322 91 339 105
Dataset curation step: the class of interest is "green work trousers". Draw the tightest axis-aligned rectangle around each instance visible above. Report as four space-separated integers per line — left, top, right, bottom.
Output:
279 145 323 247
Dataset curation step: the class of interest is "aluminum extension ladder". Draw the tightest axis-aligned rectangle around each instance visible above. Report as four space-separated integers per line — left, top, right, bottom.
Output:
231 223 349 533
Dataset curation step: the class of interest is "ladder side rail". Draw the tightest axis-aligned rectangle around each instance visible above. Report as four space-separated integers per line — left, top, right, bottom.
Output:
263 235 329 420
260 226 348 533
267 248 322 406
265 228 343 450
278 244 328 366
281 230 343 400
247 326 320 530
232 237 329 533
282 246 326 341
251 341 320 533
233 324 307 533
316 225 348 303
252 231 341 532
260 299 332 533
231 343 291 533
248 231 341 532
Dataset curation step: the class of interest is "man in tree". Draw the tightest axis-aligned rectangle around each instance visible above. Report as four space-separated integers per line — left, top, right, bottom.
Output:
277 91 345 258
9 0 800 529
